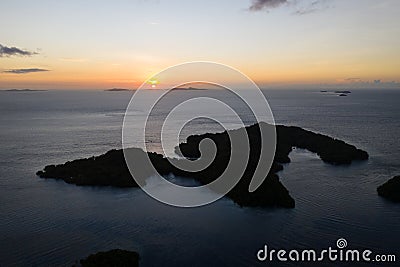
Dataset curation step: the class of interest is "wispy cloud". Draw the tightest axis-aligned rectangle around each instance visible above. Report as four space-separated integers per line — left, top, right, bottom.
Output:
338 77 400 89
3 68 50 74
249 0 288 11
59 57 87 62
293 0 330 15
344 77 362 82
0 44 38 57
248 0 330 14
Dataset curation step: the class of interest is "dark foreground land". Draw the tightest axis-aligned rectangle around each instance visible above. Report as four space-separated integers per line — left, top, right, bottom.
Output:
37 123 368 208
378 176 400 202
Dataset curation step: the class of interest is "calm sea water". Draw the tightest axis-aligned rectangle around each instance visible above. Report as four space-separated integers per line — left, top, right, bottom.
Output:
0 89 399 266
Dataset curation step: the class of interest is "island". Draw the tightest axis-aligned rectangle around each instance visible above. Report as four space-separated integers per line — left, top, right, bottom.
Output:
339 94 348 97
78 249 139 267
4 89 47 92
377 176 400 202
178 123 368 165
37 123 369 209
37 148 157 188
105 88 132 92
335 90 352 94
171 86 207 91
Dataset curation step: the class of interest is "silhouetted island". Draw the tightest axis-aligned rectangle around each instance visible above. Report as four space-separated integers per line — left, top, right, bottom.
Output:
105 88 131 92
78 249 139 267
179 123 368 165
171 87 207 91
37 123 368 209
377 176 400 202
335 90 352 94
339 94 348 97
4 89 47 92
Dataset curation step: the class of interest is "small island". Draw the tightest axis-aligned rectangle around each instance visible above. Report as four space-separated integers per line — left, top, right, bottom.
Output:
171 87 207 91
4 89 47 92
377 176 400 202
335 90 352 94
78 249 139 267
37 123 368 209
105 88 132 92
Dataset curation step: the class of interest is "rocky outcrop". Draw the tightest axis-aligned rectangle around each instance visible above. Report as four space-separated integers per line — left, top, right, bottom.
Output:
78 249 139 267
377 176 400 202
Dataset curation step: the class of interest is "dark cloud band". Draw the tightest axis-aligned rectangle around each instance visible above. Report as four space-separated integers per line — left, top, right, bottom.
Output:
249 0 288 11
248 0 327 14
0 44 38 57
3 68 50 74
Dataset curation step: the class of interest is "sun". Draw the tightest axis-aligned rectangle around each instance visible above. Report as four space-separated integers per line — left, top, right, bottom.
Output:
147 78 159 88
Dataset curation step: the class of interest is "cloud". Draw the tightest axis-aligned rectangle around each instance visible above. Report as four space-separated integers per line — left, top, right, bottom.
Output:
3 68 50 74
249 0 288 11
339 78 400 89
293 0 330 15
0 44 38 57
248 0 330 14
60 57 87 62
344 77 362 82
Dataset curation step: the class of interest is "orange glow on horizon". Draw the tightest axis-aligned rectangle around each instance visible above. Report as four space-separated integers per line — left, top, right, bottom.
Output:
1 57 399 90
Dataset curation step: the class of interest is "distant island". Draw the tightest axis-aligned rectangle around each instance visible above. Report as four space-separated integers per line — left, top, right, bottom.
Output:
4 89 47 92
105 88 132 92
336 91 351 97
37 123 368 209
105 87 207 91
377 176 400 202
319 90 352 96
171 87 207 91
78 249 140 267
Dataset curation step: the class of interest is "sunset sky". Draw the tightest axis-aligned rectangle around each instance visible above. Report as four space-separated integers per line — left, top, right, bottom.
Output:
1 0 399 89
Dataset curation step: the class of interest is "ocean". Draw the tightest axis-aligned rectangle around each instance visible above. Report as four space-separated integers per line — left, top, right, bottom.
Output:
0 89 399 266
